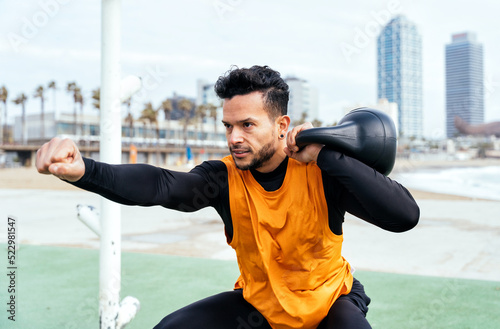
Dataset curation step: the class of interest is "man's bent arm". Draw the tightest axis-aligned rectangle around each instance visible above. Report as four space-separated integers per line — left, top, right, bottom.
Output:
317 148 420 232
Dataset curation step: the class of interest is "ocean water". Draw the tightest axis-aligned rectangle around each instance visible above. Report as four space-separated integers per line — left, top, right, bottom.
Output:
394 166 500 201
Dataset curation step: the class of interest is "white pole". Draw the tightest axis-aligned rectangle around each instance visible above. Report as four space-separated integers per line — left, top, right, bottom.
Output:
100 0 122 327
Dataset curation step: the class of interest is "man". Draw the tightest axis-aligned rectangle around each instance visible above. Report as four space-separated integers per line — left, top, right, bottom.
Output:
36 65 419 329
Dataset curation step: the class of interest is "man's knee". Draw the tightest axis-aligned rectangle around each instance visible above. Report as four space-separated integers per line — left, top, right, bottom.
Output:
152 311 188 329
319 299 372 329
153 309 200 329
235 310 267 329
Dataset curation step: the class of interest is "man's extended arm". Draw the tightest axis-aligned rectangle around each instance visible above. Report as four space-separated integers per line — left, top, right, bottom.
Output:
36 137 225 212
71 158 219 211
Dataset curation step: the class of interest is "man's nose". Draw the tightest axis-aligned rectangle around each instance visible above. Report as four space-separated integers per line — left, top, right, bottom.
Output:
229 127 244 144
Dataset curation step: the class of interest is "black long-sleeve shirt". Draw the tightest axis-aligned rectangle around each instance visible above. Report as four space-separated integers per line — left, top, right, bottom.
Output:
72 148 419 239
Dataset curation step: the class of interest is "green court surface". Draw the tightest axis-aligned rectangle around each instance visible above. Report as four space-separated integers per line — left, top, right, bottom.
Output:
1 244 499 329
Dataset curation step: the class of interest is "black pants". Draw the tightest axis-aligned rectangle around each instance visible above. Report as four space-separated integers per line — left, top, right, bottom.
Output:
153 278 372 329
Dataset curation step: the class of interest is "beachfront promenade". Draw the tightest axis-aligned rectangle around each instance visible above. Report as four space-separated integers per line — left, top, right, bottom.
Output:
1 187 499 282
0 162 499 328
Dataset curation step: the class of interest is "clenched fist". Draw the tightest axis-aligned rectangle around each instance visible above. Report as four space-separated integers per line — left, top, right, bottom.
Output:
36 137 85 182
284 122 323 163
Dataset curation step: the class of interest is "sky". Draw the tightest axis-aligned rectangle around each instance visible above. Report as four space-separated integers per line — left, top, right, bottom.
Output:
1 0 500 139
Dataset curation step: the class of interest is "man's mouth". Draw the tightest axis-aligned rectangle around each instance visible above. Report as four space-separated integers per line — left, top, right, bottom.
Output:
231 148 251 158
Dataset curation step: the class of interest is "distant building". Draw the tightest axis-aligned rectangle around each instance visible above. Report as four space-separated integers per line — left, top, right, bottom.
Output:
14 112 58 144
13 112 226 157
445 32 484 138
343 99 399 134
196 79 223 128
377 15 423 139
196 79 219 107
284 77 319 125
197 77 319 126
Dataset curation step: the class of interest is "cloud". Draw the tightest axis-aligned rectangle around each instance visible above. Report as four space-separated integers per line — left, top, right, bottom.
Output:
2 0 500 135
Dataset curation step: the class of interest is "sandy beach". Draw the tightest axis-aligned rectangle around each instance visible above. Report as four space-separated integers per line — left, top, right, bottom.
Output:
1 158 500 282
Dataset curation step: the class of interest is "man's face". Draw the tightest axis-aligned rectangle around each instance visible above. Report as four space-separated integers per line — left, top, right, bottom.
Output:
222 92 280 172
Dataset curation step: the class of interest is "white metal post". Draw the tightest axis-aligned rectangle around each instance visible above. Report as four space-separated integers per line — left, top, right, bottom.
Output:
100 0 122 327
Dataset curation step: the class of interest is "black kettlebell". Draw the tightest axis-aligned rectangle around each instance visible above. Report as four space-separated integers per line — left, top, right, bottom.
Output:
295 107 397 175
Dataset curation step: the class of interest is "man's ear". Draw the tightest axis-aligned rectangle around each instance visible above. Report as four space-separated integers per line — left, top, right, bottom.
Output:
277 115 291 134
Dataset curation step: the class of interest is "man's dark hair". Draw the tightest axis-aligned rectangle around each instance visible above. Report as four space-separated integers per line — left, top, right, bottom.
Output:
214 65 289 118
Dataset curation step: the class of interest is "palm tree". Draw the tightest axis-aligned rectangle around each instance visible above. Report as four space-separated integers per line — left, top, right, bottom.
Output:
292 111 308 127
178 98 194 147
47 81 57 113
87 88 100 142
91 88 100 110
311 119 323 128
122 96 134 138
195 104 208 141
206 102 218 144
12 93 28 144
0 86 8 144
67 82 83 136
159 98 172 142
75 86 84 136
124 113 135 139
139 102 160 164
66 82 77 134
139 102 159 143
34 85 46 139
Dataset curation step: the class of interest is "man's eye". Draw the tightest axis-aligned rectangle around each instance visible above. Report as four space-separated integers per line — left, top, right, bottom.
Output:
243 122 253 128
223 123 231 129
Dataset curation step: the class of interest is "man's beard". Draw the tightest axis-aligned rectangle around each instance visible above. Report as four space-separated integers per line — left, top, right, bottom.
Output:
231 140 276 171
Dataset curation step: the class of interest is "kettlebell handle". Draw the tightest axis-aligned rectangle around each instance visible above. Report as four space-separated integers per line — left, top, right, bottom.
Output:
295 108 397 175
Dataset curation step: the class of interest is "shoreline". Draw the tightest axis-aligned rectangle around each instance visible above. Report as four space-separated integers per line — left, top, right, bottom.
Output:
391 157 500 201
391 156 500 173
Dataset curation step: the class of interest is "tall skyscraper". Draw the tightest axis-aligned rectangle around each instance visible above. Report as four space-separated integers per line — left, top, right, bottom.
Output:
377 15 423 139
445 32 484 138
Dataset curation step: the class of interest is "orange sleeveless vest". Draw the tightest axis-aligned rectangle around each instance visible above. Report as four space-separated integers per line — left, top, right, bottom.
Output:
222 155 353 329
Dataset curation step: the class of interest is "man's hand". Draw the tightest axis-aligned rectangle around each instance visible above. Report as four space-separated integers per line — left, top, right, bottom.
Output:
36 137 85 182
284 122 323 163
